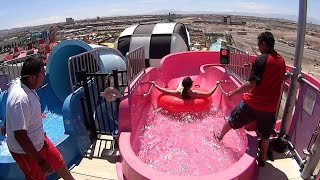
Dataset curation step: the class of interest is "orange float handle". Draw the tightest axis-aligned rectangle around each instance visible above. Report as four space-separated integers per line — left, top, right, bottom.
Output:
157 94 212 112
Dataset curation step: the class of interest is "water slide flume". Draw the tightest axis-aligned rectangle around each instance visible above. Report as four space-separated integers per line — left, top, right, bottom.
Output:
117 51 259 180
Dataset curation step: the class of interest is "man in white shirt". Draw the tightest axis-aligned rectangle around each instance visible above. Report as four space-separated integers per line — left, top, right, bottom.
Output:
5 57 74 180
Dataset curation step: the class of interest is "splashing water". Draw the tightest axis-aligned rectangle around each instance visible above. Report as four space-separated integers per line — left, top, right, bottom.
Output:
0 111 65 162
137 104 247 176
43 111 65 142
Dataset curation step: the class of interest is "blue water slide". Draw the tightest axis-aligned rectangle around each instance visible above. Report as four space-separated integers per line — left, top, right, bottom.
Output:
0 40 126 179
46 40 127 103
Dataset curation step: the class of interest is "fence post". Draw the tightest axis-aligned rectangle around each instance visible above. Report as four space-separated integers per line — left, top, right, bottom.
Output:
112 69 121 113
78 70 97 138
280 0 307 136
301 130 320 179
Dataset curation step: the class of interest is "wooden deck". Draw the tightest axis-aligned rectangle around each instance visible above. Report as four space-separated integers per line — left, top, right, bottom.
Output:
59 135 309 180
70 135 118 180
258 153 302 180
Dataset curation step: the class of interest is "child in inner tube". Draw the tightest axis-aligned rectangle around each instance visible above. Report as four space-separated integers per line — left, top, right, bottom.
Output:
149 77 220 99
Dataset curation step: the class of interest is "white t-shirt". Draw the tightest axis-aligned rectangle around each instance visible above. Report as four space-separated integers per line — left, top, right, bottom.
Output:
6 78 44 154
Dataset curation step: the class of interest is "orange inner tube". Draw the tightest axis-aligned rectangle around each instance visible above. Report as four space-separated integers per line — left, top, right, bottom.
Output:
157 94 212 112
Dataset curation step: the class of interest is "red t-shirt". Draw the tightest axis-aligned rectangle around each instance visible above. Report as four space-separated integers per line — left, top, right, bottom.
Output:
243 52 286 112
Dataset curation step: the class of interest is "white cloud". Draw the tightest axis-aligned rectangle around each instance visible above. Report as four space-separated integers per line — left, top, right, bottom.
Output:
14 16 65 28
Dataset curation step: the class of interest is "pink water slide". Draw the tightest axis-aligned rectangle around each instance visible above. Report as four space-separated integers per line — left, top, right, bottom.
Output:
117 51 262 180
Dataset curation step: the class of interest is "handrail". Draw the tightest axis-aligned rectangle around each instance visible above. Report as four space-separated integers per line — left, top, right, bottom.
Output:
218 84 228 95
217 80 230 95
298 74 320 93
143 84 154 96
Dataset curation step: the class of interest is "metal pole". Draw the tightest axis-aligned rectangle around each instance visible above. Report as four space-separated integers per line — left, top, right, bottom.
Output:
280 0 307 136
301 130 320 179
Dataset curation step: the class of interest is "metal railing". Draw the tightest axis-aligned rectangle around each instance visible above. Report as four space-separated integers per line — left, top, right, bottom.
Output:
79 72 119 136
68 49 100 93
294 75 320 179
68 47 127 93
217 80 230 95
298 75 320 94
225 45 251 82
126 46 146 94
126 46 145 83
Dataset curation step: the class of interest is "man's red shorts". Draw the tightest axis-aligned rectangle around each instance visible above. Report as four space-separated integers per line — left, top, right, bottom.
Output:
10 136 65 180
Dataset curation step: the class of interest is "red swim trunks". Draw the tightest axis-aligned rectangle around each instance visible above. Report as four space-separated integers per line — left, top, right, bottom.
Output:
10 136 65 180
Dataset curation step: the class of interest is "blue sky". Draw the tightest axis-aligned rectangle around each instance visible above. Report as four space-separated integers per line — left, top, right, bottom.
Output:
0 0 319 30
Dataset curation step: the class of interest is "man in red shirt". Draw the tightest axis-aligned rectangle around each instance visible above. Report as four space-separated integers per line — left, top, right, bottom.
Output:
216 32 286 167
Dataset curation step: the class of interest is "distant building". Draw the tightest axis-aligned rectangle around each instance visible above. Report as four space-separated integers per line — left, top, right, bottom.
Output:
221 16 231 25
66 18 75 25
220 16 246 25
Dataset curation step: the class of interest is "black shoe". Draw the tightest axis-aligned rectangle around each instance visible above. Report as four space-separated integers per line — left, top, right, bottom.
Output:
267 150 274 161
257 159 266 167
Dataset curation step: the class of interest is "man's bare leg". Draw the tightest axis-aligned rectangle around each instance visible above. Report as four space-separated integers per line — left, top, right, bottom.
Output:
216 122 232 139
56 165 74 180
259 138 269 162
